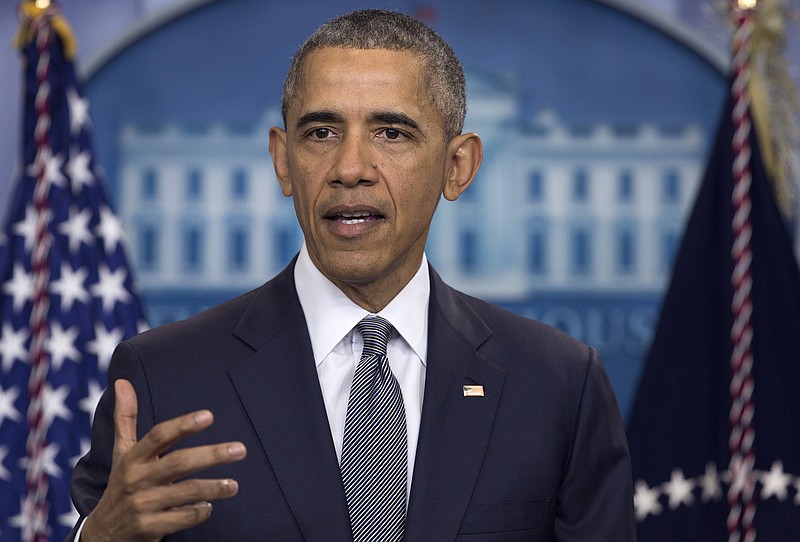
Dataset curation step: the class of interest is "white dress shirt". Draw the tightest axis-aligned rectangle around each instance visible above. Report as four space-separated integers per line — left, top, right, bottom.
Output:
294 243 429 497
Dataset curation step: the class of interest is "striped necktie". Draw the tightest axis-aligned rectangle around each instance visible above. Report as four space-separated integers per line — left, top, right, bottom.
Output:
341 315 408 542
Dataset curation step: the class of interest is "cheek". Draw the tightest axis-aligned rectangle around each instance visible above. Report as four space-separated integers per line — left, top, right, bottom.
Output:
292 185 318 226
288 158 324 212
397 173 443 228
407 157 446 207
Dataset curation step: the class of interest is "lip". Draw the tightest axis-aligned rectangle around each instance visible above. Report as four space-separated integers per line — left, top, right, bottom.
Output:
323 204 385 238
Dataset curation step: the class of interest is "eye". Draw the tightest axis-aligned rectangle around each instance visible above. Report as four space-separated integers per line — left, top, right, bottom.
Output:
311 127 332 139
380 128 406 140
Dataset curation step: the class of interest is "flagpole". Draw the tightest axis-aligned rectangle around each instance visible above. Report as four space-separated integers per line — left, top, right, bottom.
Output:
728 2 757 541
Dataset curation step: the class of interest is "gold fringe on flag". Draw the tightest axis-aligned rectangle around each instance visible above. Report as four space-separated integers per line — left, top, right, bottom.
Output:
734 0 800 220
14 0 77 60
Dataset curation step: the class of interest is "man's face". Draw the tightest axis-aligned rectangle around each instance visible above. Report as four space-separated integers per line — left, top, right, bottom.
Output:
270 47 477 309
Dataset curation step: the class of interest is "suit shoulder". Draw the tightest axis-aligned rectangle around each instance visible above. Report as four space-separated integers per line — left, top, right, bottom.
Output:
459 289 591 360
127 287 259 353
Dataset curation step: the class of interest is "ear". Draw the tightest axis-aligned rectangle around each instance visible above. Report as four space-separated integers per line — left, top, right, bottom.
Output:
269 126 293 197
442 132 483 202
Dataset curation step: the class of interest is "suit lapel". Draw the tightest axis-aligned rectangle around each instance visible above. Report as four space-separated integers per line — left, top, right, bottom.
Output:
404 268 506 541
227 264 353 541
225 263 503 541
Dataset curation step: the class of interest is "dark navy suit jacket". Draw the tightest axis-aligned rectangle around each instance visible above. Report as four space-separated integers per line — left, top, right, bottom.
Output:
70 262 636 541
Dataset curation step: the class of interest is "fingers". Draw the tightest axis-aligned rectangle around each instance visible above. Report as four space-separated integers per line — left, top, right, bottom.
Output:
128 478 239 514
113 379 139 461
124 441 247 489
145 502 214 536
134 478 239 536
126 407 215 464
118 502 214 540
114 442 245 539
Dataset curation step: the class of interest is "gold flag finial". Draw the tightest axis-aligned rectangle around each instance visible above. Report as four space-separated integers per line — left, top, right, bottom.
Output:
14 0 78 60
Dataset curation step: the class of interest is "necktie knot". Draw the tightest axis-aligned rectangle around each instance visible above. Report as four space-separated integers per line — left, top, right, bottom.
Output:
356 315 393 358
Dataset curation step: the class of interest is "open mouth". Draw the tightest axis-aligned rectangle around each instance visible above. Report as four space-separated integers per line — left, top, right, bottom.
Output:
327 211 383 225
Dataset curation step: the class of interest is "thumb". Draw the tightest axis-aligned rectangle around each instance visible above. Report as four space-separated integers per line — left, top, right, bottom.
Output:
112 379 139 462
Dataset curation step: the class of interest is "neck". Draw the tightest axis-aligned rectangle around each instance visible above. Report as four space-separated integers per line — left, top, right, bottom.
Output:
334 270 416 313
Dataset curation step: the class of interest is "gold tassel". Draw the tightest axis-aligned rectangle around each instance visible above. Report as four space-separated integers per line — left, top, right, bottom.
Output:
14 0 78 61
745 0 800 220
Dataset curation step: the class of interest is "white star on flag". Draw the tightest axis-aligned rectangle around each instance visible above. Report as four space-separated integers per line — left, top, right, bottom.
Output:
664 469 695 509
78 379 104 420
27 146 67 190
86 323 124 372
18 441 62 478
634 479 663 520
69 438 91 469
2 263 34 313
0 384 23 427
42 383 73 427
67 87 91 135
58 507 79 529
91 264 132 313
7 496 46 536
700 462 723 502
58 206 94 253
0 445 12 481
41 442 64 478
760 461 791 502
50 262 91 312
0 322 29 373
11 205 38 254
66 148 94 194
95 206 126 255
46 322 81 371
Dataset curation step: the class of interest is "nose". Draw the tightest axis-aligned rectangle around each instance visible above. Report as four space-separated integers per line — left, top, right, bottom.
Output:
331 133 376 187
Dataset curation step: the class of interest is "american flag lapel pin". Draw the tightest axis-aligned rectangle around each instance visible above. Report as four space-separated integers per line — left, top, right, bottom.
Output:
463 385 484 397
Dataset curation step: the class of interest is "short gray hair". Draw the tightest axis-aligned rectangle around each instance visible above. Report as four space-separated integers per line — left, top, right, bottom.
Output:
281 9 466 140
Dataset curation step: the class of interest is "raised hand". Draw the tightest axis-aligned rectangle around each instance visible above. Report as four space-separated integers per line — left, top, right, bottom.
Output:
80 379 247 541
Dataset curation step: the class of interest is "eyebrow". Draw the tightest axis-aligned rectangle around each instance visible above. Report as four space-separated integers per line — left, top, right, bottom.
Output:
369 112 420 131
294 110 421 132
295 110 342 130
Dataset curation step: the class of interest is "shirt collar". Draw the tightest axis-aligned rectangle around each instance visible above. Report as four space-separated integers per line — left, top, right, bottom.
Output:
294 243 429 366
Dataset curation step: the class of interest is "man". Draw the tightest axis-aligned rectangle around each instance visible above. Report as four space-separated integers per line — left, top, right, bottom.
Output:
70 9 635 541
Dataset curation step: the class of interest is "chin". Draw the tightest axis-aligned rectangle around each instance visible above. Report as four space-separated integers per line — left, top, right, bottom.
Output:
331 264 384 287
318 252 383 282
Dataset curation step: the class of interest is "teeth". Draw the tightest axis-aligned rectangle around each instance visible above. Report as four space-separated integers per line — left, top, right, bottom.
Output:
338 211 372 224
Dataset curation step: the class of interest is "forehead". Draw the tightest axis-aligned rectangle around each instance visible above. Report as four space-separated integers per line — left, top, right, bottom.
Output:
288 47 437 122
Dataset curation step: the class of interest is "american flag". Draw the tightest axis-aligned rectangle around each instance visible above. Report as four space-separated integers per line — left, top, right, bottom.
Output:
626 5 800 540
0 4 146 540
